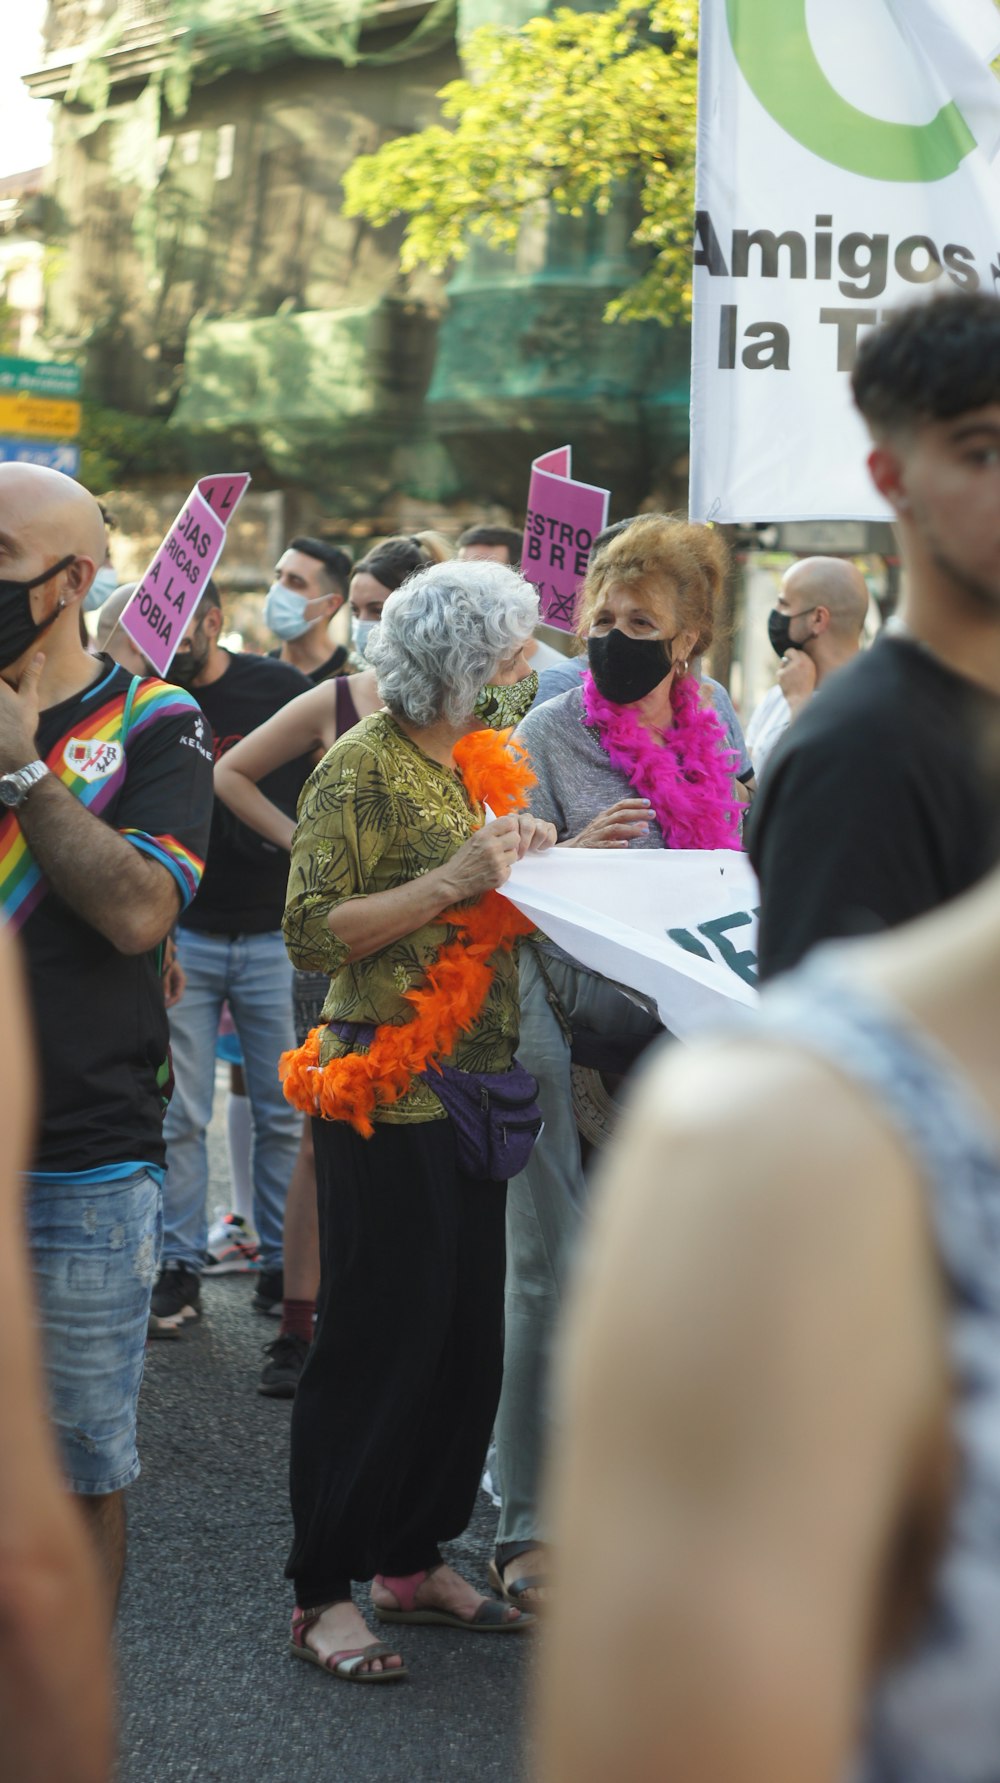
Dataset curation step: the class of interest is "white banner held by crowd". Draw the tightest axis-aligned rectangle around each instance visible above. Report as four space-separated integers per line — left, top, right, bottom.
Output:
690 0 1000 522
503 848 759 1039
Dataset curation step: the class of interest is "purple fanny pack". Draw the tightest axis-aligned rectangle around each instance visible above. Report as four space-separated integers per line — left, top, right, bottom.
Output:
328 1020 542 1182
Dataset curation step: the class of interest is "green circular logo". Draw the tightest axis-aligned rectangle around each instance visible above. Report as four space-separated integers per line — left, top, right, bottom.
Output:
726 0 975 182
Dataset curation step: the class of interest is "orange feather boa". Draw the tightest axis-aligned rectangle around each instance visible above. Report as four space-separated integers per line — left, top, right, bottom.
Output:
278 727 537 1135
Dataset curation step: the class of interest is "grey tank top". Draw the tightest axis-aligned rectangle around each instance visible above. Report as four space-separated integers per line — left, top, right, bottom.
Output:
760 963 1000 1783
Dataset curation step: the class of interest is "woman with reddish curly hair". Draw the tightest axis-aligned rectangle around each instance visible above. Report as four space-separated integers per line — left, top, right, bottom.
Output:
491 516 749 1614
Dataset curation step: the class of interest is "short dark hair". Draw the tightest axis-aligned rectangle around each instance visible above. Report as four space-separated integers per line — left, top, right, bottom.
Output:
288 536 352 597
353 536 428 592
852 291 1000 436
457 524 523 567
198 577 222 613
589 516 642 561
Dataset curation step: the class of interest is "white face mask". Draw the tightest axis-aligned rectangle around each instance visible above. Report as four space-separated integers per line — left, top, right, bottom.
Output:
84 565 119 611
264 582 322 642
351 616 378 659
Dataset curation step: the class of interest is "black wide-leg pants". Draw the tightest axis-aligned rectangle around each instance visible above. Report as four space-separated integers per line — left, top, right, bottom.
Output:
286 1115 508 1608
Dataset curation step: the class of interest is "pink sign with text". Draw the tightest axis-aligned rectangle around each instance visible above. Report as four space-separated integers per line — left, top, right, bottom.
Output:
197 472 252 522
521 447 610 632
119 474 250 675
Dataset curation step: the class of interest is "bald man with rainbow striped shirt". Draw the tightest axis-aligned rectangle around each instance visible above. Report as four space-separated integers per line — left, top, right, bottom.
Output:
0 462 213 1608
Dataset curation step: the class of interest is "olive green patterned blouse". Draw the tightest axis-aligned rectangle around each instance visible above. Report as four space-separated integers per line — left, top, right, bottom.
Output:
282 711 521 1123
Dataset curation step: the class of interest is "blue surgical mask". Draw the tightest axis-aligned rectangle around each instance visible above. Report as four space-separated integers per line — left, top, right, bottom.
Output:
352 616 378 659
84 565 119 611
264 582 320 642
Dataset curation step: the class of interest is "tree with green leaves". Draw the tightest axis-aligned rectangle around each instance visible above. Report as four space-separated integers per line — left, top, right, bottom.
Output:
343 0 698 325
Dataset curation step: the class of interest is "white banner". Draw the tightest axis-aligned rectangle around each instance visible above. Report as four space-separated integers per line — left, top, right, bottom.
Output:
690 0 1000 522
503 848 760 1038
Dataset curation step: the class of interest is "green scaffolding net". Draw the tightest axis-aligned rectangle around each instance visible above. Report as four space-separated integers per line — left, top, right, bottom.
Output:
67 0 463 118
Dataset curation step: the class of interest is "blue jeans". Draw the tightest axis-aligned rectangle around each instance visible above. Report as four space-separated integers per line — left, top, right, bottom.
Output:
162 929 300 1271
27 1169 162 1495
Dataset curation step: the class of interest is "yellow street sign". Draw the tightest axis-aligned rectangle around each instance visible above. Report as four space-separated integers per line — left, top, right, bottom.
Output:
0 394 81 439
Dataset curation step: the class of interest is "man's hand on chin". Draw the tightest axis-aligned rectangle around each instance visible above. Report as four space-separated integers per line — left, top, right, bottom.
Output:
0 652 43 772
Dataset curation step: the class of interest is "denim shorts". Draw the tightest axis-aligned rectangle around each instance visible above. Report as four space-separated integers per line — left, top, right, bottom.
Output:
25 1169 162 1495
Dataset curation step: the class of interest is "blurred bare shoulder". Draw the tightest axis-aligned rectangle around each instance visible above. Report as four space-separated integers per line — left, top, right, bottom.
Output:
540 1032 948 1783
590 1034 930 1302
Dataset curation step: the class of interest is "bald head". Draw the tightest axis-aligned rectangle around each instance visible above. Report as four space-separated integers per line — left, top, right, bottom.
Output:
782 556 868 642
0 464 108 679
0 463 106 576
94 582 152 677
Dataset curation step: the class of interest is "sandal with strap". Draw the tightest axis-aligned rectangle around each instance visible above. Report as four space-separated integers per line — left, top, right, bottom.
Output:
289 1603 408 1682
373 1566 533 1632
488 1557 548 1610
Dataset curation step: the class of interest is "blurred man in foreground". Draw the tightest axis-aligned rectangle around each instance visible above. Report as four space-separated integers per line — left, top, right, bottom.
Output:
749 292 1000 976
0 921 113 1783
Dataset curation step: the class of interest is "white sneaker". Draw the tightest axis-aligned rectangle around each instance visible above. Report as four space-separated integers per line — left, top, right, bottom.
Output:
203 1212 261 1274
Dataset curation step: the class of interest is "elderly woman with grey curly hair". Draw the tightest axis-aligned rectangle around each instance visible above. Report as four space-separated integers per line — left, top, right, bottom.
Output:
279 558 555 1682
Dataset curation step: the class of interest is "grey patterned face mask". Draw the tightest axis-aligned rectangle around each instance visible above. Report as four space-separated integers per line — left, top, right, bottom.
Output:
473 670 539 730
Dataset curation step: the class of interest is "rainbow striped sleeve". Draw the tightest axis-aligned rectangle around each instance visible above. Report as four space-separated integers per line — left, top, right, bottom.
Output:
1 679 140 930
0 675 210 932
117 680 208 908
124 679 204 740
119 829 205 908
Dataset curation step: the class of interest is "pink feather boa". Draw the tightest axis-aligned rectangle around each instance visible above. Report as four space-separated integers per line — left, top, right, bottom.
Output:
581 670 742 850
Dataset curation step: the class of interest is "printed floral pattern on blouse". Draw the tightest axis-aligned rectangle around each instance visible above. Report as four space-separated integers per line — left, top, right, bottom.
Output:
282 712 521 1122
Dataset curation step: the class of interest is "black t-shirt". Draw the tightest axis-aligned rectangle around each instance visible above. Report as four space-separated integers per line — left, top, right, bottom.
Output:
268 643 348 686
747 634 1000 979
2 658 215 1172
181 650 312 935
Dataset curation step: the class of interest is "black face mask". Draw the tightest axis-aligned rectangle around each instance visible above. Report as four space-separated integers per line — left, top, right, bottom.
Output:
767 605 816 660
0 554 74 673
587 628 675 705
168 622 210 687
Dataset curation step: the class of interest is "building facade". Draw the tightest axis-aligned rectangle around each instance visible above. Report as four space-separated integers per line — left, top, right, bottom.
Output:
25 0 689 523
0 168 46 357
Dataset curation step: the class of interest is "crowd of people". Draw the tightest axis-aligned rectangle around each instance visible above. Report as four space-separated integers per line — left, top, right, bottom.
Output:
4 288 1000 1779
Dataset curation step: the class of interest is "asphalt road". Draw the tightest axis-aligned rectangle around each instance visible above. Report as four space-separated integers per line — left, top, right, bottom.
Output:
115 1074 532 1783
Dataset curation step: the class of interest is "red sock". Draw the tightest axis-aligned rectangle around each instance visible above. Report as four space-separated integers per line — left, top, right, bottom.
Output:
281 1298 315 1344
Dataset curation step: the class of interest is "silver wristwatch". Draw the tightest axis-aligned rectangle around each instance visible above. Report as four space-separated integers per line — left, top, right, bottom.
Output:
0 759 49 810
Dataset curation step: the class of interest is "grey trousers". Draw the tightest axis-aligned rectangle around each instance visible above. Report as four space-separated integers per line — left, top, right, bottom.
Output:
495 944 663 1553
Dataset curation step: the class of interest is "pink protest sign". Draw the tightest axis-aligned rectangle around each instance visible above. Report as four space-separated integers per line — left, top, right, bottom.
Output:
197 472 251 520
532 446 571 478
521 446 610 632
119 474 250 676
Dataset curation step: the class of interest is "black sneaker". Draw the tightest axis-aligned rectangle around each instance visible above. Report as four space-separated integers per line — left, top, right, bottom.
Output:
258 1333 309 1398
251 1267 284 1317
148 1261 201 1339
